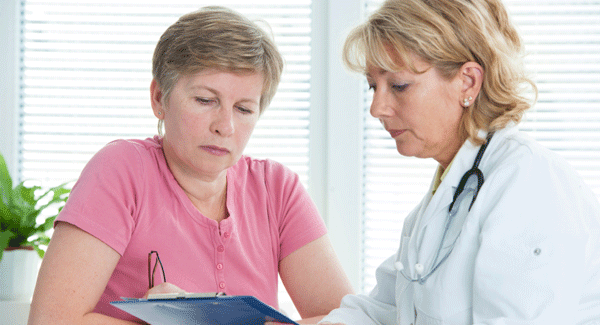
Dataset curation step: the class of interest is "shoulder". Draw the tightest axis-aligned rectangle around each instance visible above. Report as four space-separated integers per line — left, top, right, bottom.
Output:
91 137 162 169
76 137 166 190
101 137 162 159
479 127 600 232
485 128 580 187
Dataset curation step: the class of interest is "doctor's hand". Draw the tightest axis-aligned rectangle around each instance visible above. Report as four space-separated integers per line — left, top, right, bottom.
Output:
142 282 186 299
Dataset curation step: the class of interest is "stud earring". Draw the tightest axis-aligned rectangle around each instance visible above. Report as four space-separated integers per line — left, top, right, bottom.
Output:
158 111 162 115
463 96 473 107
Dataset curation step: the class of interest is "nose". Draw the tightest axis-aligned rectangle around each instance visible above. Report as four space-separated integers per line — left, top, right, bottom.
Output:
210 106 234 137
369 88 395 119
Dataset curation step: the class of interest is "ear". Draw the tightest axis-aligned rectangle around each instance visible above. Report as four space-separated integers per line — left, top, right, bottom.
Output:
150 79 165 119
458 61 484 106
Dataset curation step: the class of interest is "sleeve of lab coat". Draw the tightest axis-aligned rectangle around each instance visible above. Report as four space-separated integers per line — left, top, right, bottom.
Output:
319 254 399 325
471 151 593 324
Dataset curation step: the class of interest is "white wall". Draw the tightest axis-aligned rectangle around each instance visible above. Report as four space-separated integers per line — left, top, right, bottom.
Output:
0 0 21 179
324 0 365 290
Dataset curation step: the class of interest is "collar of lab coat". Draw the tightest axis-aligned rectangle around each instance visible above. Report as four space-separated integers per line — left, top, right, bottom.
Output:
417 125 518 230
435 124 518 198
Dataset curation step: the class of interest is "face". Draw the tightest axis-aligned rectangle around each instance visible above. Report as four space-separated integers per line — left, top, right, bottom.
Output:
152 69 263 181
367 54 465 167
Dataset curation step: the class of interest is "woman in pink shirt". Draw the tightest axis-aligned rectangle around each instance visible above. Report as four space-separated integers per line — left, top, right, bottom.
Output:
29 6 353 325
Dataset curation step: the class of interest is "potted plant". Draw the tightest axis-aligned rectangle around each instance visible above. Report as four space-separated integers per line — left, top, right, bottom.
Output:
0 152 71 301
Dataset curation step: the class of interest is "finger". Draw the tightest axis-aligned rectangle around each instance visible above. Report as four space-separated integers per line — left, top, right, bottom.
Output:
143 282 186 298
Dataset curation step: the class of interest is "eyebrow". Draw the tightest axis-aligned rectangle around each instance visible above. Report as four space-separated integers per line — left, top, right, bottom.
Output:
365 68 389 78
188 85 260 105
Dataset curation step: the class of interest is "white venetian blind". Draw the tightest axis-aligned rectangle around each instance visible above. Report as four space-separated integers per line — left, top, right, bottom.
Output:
361 0 600 294
18 0 312 189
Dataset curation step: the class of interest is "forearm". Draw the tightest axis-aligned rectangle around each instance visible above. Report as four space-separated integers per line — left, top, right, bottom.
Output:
29 310 141 325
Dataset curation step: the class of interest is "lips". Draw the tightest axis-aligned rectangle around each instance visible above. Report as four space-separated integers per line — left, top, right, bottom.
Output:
200 145 230 156
387 129 406 138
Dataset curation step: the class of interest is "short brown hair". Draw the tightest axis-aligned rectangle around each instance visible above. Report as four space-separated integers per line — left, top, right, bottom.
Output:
152 6 284 113
343 0 537 145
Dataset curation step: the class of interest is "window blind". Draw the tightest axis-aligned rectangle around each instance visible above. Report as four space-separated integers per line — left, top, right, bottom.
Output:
19 0 312 189
361 0 600 293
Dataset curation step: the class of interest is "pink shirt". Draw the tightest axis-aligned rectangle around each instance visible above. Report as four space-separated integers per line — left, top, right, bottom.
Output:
56 136 327 322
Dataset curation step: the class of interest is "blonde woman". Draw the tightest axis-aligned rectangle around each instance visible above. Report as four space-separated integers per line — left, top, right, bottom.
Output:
318 0 600 324
29 7 352 324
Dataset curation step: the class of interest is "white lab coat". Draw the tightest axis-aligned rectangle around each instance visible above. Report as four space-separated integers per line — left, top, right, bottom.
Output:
321 125 600 325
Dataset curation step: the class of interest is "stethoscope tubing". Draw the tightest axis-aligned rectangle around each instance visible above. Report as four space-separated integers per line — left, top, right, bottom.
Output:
398 132 495 284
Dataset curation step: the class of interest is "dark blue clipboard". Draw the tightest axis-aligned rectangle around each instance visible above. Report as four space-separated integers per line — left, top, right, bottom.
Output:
110 295 299 325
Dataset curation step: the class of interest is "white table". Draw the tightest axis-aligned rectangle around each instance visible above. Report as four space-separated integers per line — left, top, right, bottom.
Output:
0 301 30 325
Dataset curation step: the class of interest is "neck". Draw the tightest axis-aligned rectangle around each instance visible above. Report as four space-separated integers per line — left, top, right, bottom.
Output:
182 180 229 223
162 147 229 222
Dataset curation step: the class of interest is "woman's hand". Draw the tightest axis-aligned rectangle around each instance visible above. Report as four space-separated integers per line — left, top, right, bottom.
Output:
142 282 186 299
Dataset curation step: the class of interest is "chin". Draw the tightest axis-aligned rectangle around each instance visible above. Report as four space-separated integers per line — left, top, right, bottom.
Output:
395 144 417 158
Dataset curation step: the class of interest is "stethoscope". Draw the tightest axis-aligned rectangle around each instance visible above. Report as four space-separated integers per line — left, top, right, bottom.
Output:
395 132 494 284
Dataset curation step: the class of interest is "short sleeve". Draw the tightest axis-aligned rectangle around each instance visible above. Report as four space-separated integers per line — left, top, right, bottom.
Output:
263 160 327 261
55 140 145 255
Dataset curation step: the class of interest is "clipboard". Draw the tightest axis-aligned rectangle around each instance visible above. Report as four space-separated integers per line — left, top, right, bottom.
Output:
110 293 299 325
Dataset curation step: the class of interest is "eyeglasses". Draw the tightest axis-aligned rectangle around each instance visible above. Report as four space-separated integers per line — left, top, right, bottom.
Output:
148 251 166 289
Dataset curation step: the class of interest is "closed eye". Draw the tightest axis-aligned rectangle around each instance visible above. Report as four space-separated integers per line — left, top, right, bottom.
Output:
195 97 216 105
392 83 409 92
237 106 254 114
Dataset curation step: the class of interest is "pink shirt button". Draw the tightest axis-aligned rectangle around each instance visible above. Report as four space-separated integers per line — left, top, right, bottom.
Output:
217 245 224 252
223 232 230 238
219 282 226 289
216 263 223 270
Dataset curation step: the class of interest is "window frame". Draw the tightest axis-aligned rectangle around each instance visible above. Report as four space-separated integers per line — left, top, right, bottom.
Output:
0 0 21 179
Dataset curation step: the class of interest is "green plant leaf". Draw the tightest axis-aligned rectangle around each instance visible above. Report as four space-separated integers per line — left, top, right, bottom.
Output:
14 182 40 206
35 215 57 233
27 234 51 258
33 245 45 259
0 152 72 260
0 230 14 262
0 153 13 204
0 202 12 224
10 183 39 227
33 184 71 215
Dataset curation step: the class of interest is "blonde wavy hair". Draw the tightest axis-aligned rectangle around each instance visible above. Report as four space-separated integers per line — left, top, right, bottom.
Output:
343 0 537 145
152 6 284 135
